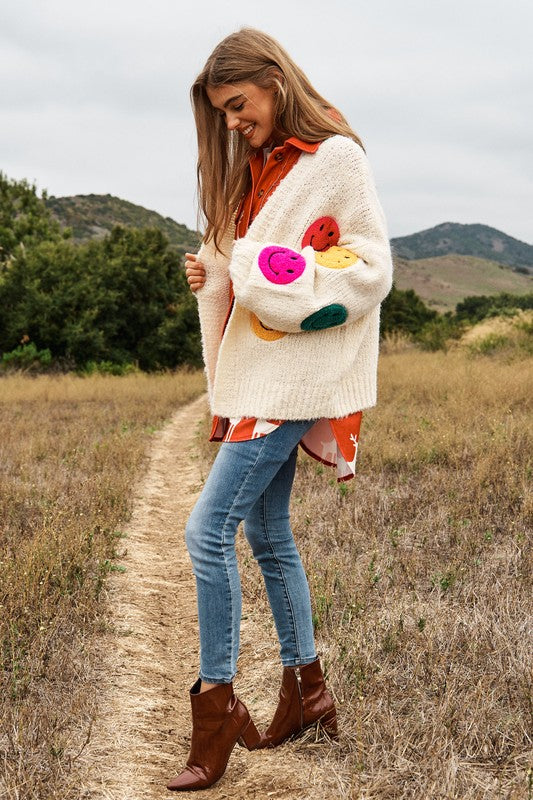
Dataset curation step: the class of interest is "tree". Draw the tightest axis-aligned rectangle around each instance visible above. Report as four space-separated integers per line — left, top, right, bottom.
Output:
0 225 202 369
380 285 438 336
456 292 533 322
0 174 202 369
0 172 67 268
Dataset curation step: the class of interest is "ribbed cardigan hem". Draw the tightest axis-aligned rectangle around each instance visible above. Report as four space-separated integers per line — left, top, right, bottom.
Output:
210 370 377 421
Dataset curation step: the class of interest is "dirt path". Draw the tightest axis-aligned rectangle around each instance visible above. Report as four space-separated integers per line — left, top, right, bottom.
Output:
81 395 348 799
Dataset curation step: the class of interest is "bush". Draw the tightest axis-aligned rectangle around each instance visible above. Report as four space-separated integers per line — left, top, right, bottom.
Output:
1 341 52 372
0 224 201 370
456 292 533 323
415 315 464 351
77 360 138 376
380 285 437 336
466 333 509 355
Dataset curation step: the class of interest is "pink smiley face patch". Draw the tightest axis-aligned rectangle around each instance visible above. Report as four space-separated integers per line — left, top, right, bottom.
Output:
257 246 306 285
301 217 340 251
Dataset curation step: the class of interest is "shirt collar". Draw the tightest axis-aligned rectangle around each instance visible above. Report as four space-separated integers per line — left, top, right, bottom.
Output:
283 136 321 153
249 136 321 164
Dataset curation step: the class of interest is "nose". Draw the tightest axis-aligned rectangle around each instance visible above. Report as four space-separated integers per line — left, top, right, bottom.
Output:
225 111 240 131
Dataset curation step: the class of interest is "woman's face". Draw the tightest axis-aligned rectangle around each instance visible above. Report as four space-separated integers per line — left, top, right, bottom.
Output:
206 82 277 148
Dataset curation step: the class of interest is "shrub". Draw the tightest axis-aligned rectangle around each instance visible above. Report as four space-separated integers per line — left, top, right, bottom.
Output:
380 285 437 336
415 315 464 351
0 341 53 372
467 333 509 355
78 360 138 376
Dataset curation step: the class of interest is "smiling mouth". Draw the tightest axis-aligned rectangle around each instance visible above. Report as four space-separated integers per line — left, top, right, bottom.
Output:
241 123 255 137
309 234 328 252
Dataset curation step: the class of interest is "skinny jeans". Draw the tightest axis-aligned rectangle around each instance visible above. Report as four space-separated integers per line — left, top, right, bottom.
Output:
185 419 318 684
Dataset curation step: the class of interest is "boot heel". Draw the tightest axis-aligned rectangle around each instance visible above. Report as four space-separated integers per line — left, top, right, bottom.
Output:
317 707 338 739
238 715 261 750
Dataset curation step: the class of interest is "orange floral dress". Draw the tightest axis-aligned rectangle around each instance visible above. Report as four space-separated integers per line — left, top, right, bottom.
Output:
208 136 363 482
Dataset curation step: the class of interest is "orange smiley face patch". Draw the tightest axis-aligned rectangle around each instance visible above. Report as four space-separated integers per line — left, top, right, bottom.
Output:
250 312 286 341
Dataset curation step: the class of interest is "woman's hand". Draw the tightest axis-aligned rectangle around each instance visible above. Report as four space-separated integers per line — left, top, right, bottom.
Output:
184 252 206 293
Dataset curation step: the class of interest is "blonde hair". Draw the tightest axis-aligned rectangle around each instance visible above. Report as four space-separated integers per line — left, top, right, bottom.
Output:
191 27 364 253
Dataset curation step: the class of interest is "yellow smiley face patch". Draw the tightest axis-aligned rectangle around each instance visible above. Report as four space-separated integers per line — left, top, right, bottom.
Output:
315 246 359 269
250 313 286 341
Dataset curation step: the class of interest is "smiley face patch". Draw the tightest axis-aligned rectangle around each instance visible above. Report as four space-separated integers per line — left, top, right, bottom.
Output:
250 312 286 341
301 216 340 251
301 304 348 331
257 246 306 285
315 246 359 269
252 220 357 340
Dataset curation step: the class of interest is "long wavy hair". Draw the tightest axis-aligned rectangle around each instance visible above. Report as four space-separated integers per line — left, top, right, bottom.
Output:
191 27 364 253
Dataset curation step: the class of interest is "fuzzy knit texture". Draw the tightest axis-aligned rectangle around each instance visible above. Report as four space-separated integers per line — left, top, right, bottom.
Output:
195 135 394 421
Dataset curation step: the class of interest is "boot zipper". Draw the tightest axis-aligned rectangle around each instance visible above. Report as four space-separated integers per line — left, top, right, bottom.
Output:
294 667 304 730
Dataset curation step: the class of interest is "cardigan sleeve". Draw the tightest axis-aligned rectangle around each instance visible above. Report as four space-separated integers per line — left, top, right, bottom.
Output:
193 224 234 402
228 140 393 333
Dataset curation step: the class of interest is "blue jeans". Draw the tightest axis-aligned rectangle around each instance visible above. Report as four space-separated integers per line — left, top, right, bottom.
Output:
185 419 318 683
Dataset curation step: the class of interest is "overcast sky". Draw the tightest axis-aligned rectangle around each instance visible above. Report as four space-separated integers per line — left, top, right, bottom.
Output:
1 0 532 243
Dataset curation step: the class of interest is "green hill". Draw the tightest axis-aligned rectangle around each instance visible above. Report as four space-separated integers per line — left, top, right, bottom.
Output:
391 222 533 272
42 196 533 312
45 193 200 256
393 253 533 312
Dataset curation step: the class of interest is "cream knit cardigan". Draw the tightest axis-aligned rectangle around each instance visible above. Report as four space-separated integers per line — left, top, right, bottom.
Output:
194 135 393 420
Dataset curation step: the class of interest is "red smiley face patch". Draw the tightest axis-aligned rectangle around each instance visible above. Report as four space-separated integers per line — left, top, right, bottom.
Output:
301 217 340 251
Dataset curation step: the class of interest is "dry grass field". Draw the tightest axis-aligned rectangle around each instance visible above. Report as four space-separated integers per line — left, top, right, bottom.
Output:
1 347 531 799
197 347 532 799
0 370 206 799
306 350 531 798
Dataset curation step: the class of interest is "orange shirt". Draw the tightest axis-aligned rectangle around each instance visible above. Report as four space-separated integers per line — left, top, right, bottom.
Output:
209 136 363 482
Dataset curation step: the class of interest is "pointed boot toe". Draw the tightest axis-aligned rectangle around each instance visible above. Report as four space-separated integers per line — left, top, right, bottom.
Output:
167 679 260 791
167 765 208 791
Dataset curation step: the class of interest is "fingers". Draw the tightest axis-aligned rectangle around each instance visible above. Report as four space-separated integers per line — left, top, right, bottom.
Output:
185 256 206 292
188 277 205 292
186 265 205 280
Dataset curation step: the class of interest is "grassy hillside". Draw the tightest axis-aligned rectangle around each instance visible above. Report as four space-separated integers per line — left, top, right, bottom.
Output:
45 194 200 256
42 194 533 311
391 222 533 271
393 253 533 311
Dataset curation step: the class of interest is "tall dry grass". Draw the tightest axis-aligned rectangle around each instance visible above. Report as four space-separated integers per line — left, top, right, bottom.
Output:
0 370 205 800
2 348 531 799
199 349 532 799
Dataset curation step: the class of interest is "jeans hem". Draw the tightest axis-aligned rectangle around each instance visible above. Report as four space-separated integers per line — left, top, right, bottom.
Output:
199 672 236 684
281 654 318 667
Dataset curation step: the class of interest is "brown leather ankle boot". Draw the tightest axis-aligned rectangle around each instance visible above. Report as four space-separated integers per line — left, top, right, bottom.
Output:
257 657 338 748
166 678 260 791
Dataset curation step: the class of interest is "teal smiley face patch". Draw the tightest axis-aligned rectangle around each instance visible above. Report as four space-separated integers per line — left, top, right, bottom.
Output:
300 304 348 331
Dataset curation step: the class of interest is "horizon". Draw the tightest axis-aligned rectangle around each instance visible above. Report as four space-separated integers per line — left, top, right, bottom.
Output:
40 187 533 246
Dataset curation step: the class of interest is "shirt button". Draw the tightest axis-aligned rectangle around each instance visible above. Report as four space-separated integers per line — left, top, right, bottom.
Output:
257 189 264 197
274 153 283 162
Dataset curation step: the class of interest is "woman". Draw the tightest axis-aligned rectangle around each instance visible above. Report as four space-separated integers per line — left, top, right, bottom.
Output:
167 27 393 792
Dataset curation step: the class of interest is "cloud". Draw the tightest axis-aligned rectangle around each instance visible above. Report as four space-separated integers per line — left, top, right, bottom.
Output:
1 0 532 242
